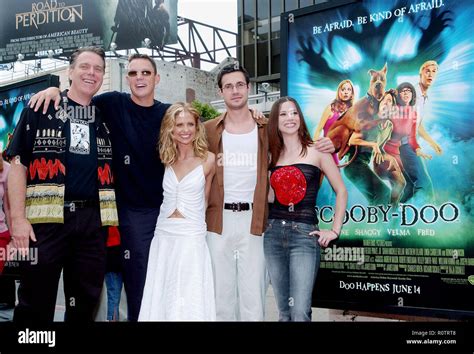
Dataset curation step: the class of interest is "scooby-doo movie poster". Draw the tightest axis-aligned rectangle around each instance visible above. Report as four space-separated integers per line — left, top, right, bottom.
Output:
0 75 59 151
282 0 474 317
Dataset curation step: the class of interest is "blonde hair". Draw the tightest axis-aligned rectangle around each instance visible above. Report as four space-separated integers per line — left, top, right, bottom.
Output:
419 60 438 75
158 102 208 166
331 79 354 112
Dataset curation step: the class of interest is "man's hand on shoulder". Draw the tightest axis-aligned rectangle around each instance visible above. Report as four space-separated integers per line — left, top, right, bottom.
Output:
314 137 335 154
249 107 264 119
29 87 61 114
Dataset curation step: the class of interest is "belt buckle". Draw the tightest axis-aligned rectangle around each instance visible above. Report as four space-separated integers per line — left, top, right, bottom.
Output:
233 202 241 212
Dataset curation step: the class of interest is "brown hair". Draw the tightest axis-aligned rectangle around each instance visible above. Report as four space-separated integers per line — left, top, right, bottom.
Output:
128 53 157 74
69 46 106 69
217 63 250 89
268 96 313 169
396 82 416 106
68 46 105 85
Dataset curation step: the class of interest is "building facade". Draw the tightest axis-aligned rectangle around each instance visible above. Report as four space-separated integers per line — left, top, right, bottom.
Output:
238 0 328 93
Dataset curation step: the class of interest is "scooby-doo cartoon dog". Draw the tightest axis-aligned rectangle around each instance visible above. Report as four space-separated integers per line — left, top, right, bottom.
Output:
327 64 394 204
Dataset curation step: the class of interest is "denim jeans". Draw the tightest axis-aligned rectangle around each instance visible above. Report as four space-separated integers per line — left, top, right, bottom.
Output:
118 206 160 321
263 219 320 322
399 144 434 203
0 277 15 322
105 272 123 321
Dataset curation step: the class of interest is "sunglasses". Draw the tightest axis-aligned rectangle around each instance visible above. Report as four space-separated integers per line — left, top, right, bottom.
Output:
128 70 153 77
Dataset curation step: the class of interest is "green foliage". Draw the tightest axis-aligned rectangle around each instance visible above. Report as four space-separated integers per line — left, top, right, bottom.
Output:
192 100 221 121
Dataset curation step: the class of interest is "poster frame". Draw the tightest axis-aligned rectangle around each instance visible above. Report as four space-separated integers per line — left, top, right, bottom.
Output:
280 0 474 320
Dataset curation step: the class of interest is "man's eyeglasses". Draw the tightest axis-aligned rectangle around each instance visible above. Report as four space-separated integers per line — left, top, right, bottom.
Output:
222 82 248 92
128 70 153 77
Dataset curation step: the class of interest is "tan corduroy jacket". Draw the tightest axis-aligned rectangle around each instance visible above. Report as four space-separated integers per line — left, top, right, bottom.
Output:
204 111 269 236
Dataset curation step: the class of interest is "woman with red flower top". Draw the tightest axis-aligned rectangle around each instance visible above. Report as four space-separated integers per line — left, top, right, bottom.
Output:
265 96 347 321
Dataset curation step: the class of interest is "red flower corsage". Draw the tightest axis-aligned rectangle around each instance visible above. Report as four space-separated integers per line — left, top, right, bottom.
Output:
270 166 307 206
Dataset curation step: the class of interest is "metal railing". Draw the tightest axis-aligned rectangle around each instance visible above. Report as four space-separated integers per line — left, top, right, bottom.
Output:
0 59 69 85
109 17 237 69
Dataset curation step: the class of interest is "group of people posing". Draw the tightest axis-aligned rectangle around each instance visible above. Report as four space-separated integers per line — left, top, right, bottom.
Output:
314 61 442 206
3 47 347 323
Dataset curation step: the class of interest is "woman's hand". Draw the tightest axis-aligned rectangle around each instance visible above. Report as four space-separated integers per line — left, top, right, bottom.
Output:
310 229 338 248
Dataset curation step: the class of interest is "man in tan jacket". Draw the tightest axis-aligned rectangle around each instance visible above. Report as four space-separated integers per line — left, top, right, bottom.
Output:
205 64 334 321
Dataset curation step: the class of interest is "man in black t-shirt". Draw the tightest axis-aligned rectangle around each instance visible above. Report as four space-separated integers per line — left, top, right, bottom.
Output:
6 47 118 325
29 54 170 322
92 55 170 321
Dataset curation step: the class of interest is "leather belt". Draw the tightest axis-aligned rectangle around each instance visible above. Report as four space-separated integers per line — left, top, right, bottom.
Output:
64 200 99 209
224 202 252 212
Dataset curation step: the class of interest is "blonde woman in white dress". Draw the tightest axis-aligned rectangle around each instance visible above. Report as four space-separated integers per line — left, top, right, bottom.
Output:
138 102 216 321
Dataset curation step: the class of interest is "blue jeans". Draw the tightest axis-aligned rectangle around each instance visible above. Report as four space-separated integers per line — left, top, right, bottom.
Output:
399 144 434 203
118 206 160 321
105 272 123 321
263 219 320 322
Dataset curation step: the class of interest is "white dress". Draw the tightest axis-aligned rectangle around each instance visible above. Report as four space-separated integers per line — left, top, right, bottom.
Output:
138 164 216 321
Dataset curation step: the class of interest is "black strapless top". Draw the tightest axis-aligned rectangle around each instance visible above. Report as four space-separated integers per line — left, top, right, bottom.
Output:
269 163 321 224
